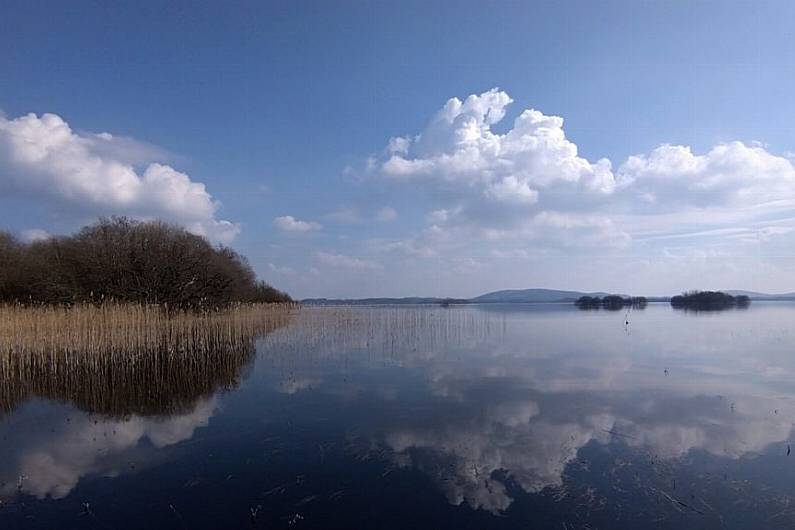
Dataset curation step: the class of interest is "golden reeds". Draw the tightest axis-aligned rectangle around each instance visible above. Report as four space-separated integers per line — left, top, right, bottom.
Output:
0 302 297 416
0 303 500 417
0 302 297 358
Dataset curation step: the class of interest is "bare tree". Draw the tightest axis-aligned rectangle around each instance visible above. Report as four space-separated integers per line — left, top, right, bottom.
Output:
0 218 292 308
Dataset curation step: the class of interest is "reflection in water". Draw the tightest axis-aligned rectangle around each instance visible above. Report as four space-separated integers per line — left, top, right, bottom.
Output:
0 399 216 500
255 304 795 523
0 345 254 417
362 305 795 515
0 308 292 503
0 307 292 416
4 304 795 528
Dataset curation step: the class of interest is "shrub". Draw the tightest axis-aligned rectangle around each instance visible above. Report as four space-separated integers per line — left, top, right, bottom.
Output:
0 217 291 308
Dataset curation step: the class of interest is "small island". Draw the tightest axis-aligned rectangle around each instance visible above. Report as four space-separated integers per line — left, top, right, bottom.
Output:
575 295 648 310
670 291 750 310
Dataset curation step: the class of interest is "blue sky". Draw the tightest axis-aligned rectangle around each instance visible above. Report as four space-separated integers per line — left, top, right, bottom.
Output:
3 1 795 298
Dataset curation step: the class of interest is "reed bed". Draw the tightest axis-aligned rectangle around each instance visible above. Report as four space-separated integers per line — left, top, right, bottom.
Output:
0 302 297 358
0 303 500 417
258 305 504 360
0 302 296 416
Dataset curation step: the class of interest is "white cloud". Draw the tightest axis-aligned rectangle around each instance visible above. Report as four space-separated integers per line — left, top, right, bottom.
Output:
369 89 631 265
380 88 614 217
484 175 539 204
357 89 795 293
273 215 322 232
528 212 631 248
427 209 451 223
617 141 795 210
283 90 795 297
382 89 795 224
325 206 362 224
19 228 51 243
316 251 382 271
0 112 239 243
268 262 296 275
373 238 437 258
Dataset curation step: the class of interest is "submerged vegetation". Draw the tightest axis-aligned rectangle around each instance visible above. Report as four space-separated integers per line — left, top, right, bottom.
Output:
575 295 648 310
670 291 750 310
0 217 290 308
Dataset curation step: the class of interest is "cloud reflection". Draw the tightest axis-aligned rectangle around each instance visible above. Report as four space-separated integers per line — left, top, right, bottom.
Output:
0 398 216 500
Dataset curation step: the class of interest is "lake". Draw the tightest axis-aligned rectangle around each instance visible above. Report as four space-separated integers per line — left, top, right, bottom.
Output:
3 302 795 529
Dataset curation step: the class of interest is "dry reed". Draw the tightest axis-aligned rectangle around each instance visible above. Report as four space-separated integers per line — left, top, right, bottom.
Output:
0 302 297 358
0 302 297 416
258 305 503 359
0 303 500 416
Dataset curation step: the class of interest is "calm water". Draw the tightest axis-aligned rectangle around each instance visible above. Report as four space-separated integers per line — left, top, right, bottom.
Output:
3 303 795 529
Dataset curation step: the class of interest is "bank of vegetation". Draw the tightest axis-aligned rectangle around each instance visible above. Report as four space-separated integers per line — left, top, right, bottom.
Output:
0 303 294 416
0 302 295 357
670 291 750 310
0 218 294 358
575 295 648 310
0 217 290 308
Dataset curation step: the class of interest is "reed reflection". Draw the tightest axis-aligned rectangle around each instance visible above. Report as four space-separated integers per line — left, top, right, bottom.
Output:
0 303 294 416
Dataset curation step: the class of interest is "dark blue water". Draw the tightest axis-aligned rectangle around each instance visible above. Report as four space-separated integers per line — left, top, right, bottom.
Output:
3 303 795 529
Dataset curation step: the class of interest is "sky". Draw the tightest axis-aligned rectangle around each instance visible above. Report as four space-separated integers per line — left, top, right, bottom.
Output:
2 0 795 299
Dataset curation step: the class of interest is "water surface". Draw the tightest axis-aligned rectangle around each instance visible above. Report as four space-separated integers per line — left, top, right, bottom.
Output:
3 303 795 529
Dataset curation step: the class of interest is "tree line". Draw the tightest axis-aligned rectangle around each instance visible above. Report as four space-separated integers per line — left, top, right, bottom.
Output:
670 291 749 310
0 217 291 308
575 295 648 310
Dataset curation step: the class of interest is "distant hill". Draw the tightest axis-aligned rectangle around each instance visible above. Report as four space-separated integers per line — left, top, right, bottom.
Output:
301 297 468 306
303 290 609 305
471 289 612 303
726 290 795 300
302 289 795 305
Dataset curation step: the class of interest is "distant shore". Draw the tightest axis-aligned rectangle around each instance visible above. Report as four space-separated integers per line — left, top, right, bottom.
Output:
303 288 795 306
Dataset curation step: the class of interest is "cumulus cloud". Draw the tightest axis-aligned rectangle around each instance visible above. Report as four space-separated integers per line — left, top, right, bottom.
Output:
274 215 322 232
380 88 614 216
617 141 795 209
370 89 634 261
0 112 239 243
366 88 795 279
380 88 795 221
